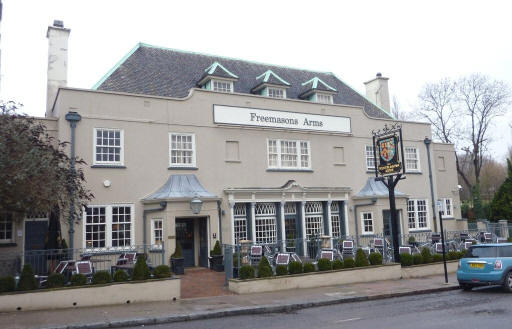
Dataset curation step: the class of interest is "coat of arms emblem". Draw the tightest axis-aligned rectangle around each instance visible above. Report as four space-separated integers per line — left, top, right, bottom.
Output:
379 137 396 163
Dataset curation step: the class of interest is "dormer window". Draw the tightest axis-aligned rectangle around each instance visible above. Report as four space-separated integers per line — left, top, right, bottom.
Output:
212 79 233 93
299 77 337 104
267 87 286 99
251 70 290 99
315 92 333 104
197 61 238 92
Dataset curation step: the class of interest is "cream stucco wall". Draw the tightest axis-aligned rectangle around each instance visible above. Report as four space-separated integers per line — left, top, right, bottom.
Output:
45 87 463 257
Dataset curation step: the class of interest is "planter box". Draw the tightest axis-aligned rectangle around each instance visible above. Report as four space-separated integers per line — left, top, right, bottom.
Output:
401 260 459 279
0 277 180 312
229 264 401 294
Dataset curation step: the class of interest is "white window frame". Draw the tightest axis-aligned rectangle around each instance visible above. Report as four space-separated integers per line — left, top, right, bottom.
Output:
440 198 453 218
211 79 233 93
407 199 430 231
405 146 421 172
254 203 277 244
83 204 135 250
93 128 124 166
330 202 341 238
315 92 333 104
233 203 247 244
361 212 374 235
365 145 375 170
305 202 324 238
267 87 286 99
0 213 14 243
169 133 196 167
267 139 311 170
150 218 163 249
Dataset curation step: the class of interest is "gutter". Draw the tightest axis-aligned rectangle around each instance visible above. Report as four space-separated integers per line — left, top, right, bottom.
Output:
143 201 167 249
217 201 223 244
353 198 377 246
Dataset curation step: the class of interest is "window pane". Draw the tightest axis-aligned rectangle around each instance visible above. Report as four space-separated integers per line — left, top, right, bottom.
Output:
95 129 122 164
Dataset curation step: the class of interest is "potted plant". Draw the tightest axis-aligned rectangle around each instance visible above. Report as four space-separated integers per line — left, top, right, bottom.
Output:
170 242 184 275
209 240 224 272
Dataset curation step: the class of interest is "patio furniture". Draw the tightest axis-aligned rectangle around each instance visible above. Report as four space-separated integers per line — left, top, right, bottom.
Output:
464 241 473 250
320 250 335 261
74 261 94 283
483 233 492 243
290 253 302 263
497 237 507 244
275 253 291 266
116 252 137 265
399 246 411 255
459 232 469 242
434 242 444 254
431 233 441 244
372 238 384 254
342 240 354 259
250 245 263 265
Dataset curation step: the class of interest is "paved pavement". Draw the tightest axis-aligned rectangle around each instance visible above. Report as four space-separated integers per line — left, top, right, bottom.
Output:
1 274 459 329
133 287 512 329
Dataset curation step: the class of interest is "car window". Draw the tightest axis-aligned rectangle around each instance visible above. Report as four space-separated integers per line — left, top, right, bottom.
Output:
465 246 497 258
498 246 512 257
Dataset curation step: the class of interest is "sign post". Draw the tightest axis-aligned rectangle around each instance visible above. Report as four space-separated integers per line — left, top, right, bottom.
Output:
372 123 406 263
437 200 449 283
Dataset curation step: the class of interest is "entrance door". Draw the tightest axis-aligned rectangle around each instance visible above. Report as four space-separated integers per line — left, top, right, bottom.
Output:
382 210 401 237
199 218 208 267
176 219 195 267
24 220 49 274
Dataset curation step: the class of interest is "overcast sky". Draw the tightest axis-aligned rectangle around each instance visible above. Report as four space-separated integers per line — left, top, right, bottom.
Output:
1 0 511 160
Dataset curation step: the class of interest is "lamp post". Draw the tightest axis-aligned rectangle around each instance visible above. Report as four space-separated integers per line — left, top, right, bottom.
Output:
437 199 448 283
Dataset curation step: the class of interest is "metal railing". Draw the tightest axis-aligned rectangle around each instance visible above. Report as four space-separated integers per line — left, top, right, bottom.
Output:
0 244 165 277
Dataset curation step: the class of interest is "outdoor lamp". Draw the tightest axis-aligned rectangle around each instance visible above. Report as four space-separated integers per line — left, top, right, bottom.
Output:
190 195 203 214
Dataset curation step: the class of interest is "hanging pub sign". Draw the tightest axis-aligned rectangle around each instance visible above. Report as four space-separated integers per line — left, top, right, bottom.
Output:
372 124 405 177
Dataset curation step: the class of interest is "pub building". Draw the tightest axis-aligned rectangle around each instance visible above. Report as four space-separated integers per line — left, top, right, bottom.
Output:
1 21 466 269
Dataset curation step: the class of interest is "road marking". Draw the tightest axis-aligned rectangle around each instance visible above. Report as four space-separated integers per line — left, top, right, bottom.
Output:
335 317 361 323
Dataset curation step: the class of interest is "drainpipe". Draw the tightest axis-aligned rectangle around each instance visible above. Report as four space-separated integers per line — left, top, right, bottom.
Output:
424 138 438 232
353 198 377 247
217 201 223 244
65 111 81 250
143 201 167 251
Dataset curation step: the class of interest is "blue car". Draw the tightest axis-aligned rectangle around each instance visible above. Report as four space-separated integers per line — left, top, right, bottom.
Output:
457 243 512 292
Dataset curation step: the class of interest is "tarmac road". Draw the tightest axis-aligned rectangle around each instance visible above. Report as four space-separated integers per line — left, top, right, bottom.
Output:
126 287 512 329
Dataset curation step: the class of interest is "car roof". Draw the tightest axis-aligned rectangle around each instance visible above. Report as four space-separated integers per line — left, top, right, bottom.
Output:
471 243 512 247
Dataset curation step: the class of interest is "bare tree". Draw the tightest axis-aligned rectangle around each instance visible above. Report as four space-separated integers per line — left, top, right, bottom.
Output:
458 74 510 187
417 75 511 192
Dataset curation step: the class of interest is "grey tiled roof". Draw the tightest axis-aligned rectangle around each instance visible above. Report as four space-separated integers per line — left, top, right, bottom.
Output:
96 43 391 119
354 177 407 199
143 174 217 201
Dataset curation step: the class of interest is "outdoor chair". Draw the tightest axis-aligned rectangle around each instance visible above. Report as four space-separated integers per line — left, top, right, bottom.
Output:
116 252 137 266
434 242 444 254
399 246 411 255
497 237 507 244
483 233 492 243
431 233 441 244
250 245 263 265
459 233 469 242
290 253 302 264
275 253 291 266
74 261 94 283
342 240 354 259
464 241 473 250
372 238 384 254
320 250 335 261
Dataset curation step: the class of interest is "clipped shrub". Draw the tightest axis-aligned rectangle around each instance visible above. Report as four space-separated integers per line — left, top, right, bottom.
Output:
413 254 424 265
508 237 512 243
257 256 273 278
354 248 369 267
92 271 112 285
113 269 129 282
0 276 16 293
276 265 288 276
447 251 459 260
153 265 171 278
368 252 383 265
18 264 38 291
239 265 255 279
70 274 87 286
303 262 315 273
47 273 66 288
171 242 183 259
332 259 344 270
432 254 443 262
408 236 416 245
288 261 303 274
458 251 466 259
233 253 239 267
211 240 222 256
343 258 355 268
400 253 414 267
421 247 432 263
132 254 151 280
317 258 332 271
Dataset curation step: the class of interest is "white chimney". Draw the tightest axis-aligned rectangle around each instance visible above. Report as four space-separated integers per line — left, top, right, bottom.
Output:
46 20 70 117
364 73 390 113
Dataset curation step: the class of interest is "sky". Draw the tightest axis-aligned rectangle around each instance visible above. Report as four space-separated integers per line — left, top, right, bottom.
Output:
1 0 511 160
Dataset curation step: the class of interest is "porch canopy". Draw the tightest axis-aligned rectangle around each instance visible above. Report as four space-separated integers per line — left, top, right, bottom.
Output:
142 174 219 202
353 177 408 199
